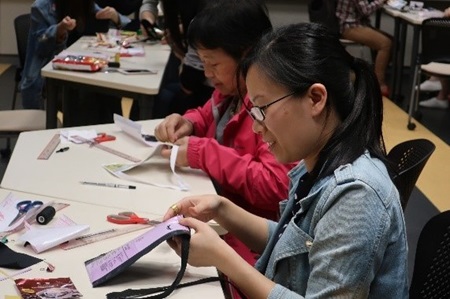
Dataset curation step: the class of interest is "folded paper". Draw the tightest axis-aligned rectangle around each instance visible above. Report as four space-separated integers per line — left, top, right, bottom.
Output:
18 218 89 253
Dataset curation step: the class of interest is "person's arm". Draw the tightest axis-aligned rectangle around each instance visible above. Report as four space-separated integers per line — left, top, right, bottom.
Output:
31 4 68 56
351 0 385 17
444 7 450 17
187 135 292 213
139 0 159 24
94 4 131 28
165 194 271 256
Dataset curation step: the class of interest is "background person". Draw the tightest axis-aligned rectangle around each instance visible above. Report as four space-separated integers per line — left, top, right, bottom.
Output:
417 6 450 109
21 0 129 125
419 78 449 109
21 0 128 111
164 22 408 298
336 0 392 97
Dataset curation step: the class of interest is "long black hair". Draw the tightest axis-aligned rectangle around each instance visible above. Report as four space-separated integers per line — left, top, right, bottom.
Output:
239 23 387 180
187 0 272 61
161 0 206 55
55 0 94 32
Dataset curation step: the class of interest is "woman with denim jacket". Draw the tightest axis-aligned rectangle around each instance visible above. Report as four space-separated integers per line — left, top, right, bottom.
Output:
163 22 409 298
20 0 130 109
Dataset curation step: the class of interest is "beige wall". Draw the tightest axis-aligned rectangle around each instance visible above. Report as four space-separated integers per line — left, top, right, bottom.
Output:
0 0 33 54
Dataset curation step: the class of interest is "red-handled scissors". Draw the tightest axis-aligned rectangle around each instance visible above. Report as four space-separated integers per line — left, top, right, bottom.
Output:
94 133 116 143
106 212 160 225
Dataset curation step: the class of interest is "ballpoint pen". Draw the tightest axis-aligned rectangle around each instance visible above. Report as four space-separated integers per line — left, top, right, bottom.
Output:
80 181 136 190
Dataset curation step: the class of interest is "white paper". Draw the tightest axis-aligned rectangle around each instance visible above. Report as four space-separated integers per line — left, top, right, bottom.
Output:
18 216 90 253
111 114 189 190
114 113 163 147
103 144 189 191
0 193 24 232
60 129 98 144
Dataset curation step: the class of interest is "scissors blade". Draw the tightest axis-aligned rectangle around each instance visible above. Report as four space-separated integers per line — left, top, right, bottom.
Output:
8 212 24 227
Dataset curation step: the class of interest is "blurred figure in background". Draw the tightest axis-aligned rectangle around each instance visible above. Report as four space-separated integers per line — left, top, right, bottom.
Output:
336 0 392 97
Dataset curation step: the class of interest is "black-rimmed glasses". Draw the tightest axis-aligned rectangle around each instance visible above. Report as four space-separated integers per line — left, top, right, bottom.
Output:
245 92 295 122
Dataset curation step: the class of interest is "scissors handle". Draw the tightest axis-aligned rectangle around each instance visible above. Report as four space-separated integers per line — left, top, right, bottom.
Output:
9 200 44 227
107 212 151 225
17 200 43 213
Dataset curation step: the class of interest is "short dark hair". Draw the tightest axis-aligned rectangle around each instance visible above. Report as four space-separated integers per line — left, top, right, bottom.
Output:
240 23 387 179
187 0 272 61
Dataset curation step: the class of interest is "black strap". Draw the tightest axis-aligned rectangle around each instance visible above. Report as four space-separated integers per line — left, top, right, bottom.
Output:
106 234 220 299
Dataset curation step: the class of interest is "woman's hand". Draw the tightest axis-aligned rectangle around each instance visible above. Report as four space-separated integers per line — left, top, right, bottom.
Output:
160 136 189 167
444 7 450 18
96 6 120 25
154 114 194 143
168 217 227 267
163 194 224 222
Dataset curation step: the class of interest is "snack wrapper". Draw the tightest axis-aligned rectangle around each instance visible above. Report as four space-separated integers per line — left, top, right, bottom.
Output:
52 52 108 72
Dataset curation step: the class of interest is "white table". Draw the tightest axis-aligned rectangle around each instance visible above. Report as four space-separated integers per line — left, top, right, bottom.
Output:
0 189 225 298
42 36 172 128
0 120 216 217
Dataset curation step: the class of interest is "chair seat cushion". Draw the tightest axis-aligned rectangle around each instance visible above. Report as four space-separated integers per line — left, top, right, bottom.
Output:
421 62 450 77
0 110 46 132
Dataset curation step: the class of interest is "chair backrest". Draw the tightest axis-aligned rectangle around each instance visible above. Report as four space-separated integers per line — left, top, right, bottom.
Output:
410 210 450 299
387 139 436 209
424 0 450 11
421 18 450 65
307 0 340 34
14 13 31 69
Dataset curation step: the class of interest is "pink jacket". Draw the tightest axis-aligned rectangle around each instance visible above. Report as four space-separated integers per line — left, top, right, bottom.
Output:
184 90 296 220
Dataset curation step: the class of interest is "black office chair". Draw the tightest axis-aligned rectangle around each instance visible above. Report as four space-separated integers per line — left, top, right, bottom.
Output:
1 14 45 159
12 13 31 110
410 210 450 299
408 17 450 130
387 139 436 210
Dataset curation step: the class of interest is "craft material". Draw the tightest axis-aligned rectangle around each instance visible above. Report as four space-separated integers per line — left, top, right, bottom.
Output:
36 206 56 225
80 181 136 189
37 134 60 160
85 216 188 287
0 243 42 269
60 225 149 250
72 135 141 162
15 277 82 299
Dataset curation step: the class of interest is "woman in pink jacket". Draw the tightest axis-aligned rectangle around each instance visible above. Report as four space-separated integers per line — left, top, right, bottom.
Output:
154 0 295 266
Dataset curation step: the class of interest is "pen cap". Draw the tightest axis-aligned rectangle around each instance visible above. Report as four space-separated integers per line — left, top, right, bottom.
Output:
36 206 56 225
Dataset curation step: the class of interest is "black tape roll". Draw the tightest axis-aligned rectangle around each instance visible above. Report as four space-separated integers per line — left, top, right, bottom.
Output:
36 206 56 225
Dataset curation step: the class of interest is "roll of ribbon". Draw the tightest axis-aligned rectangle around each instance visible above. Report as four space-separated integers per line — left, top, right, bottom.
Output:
36 206 56 225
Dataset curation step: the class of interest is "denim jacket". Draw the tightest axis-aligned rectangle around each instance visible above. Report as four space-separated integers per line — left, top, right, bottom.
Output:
20 0 130 109
255 152 409 298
